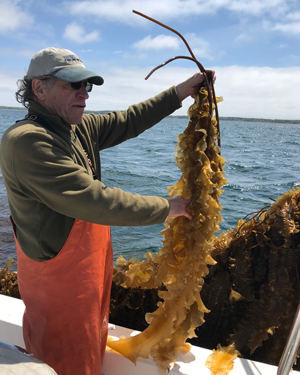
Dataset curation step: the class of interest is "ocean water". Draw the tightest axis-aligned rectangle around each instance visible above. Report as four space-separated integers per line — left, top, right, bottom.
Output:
0 109 299 270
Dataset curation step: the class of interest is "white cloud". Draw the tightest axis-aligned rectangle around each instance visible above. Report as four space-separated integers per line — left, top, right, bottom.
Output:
0 70 25 108
272 21 300 35
84 65 300 121
0 0 33 34
66 0 210 23
0 48 37 60
60 0 300 47
65 0 293 23
2 65 299 121
133 35 180 50
63 22 100 44
226 0 288 17
184 33 212 60
234 34 251 43
286 12 300 21
264 10 300 35
213 66 300 119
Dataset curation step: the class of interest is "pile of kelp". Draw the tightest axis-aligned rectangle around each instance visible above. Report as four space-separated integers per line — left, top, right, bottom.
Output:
0 258 20 299
1 188 300 368
110 187 300 368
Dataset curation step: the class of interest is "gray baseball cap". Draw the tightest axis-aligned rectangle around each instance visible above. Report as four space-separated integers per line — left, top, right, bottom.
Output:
25 47 104 85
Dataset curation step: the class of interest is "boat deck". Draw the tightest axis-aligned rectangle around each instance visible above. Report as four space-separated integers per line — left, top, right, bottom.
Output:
0 294 297 375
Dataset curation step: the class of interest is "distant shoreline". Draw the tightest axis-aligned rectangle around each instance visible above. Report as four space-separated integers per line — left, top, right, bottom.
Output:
1 106 299 125
169 115 300 124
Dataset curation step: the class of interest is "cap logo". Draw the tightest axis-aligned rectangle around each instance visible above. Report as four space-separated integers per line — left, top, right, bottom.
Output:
63 54 82 64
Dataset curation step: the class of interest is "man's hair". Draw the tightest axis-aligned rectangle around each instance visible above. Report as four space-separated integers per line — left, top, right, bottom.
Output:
15 75 57 108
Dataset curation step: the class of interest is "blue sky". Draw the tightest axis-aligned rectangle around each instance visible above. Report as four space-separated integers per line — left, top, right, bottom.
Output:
0 0 299 119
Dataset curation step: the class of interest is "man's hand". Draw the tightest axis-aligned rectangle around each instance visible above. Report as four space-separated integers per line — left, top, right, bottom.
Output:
176 71 216 102
167 196 192 219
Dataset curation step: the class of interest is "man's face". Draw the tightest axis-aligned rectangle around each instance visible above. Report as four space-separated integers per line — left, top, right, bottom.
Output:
40 78 89 124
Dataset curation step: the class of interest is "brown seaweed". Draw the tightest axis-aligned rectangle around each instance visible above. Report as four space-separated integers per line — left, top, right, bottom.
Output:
109 188 300 372
0 258 20 299
107 10 229 374
107 83 226 373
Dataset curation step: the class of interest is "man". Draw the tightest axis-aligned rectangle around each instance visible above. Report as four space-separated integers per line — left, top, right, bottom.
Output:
0 47 213 375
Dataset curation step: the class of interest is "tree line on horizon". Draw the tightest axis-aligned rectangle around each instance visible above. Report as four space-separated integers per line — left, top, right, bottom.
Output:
0 106 299 124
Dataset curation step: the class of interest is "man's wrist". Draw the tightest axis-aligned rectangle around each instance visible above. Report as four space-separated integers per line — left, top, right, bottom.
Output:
175 82 190 103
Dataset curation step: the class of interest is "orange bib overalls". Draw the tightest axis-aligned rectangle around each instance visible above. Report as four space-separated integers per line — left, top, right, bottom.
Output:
12 218 113 375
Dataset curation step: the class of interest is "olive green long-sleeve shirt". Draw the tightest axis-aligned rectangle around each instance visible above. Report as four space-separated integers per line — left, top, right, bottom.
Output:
0 86 181 261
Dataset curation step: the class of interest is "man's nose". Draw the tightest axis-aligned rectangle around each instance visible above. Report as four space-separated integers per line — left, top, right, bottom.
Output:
76 85 89 99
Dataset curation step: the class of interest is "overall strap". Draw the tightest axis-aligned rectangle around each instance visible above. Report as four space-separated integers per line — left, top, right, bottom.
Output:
17 114 52 129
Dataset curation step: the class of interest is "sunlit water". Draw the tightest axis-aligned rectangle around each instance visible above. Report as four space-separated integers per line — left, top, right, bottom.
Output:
0 110 299 270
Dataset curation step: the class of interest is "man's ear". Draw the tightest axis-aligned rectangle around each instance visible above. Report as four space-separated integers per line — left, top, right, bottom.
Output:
32 79 47 101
